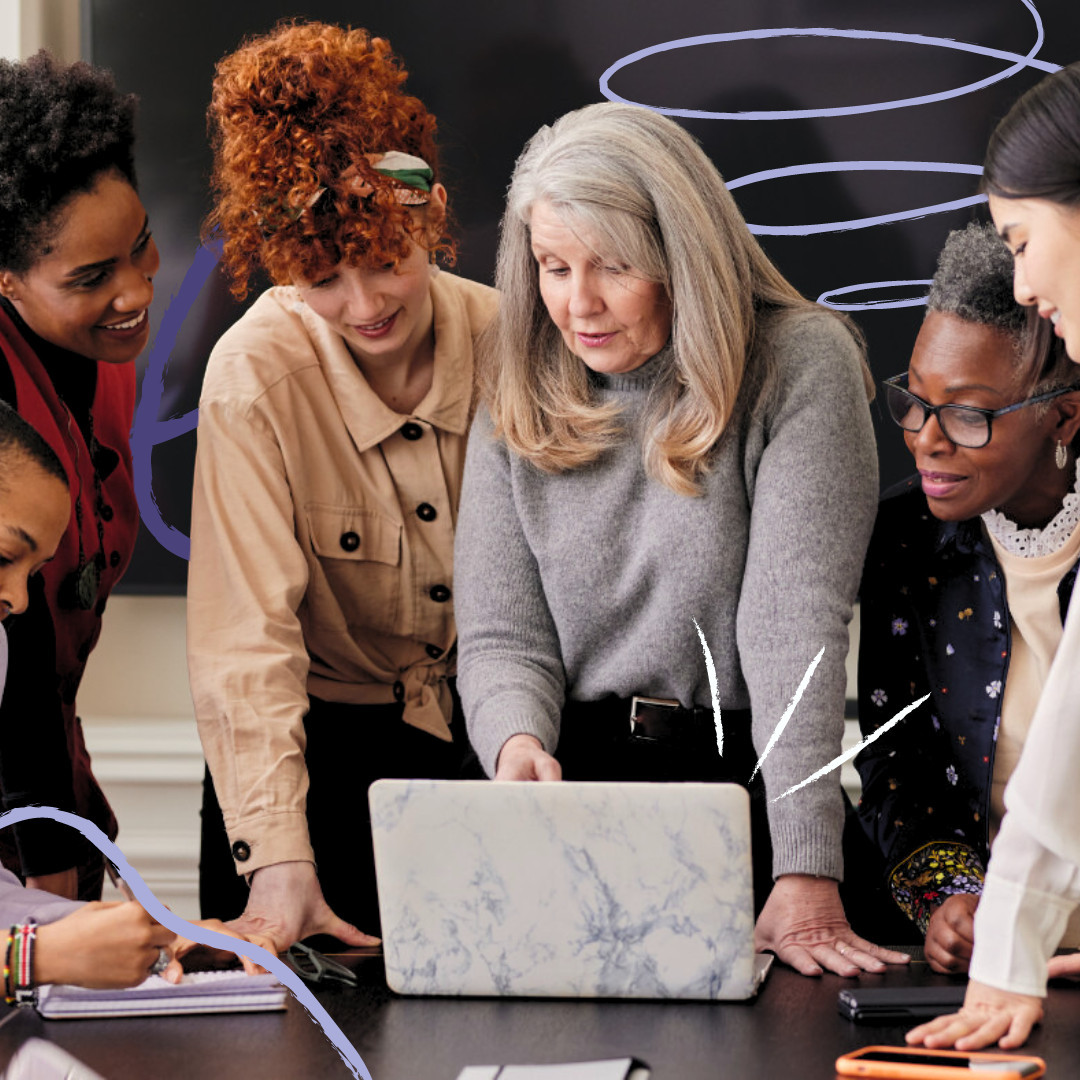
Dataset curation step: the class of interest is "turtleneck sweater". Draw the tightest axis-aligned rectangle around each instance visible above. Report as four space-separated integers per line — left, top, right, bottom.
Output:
455 305 877 880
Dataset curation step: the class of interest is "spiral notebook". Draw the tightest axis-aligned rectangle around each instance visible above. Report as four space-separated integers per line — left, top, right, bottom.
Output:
35 970 287 1019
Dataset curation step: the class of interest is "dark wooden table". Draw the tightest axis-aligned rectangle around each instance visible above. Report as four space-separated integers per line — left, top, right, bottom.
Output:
0 951 1076 1079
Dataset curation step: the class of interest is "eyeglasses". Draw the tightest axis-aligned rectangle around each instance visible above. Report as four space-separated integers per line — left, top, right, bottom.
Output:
285 941 359 988
882 374 1080 449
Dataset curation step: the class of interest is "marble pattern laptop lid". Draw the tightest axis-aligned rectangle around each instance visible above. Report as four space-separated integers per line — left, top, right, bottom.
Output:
370 779 762 1000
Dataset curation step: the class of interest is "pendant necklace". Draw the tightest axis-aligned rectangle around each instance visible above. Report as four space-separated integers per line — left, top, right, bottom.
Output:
59 406 106 612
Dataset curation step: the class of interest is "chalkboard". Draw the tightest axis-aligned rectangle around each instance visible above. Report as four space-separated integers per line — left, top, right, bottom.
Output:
87 0 1080 592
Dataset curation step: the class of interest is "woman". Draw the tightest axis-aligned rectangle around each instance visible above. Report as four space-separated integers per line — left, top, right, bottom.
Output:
0 400 265 994
0 52 155 901
855 223 1080 972
909 61 1080 1050
188 22 497 949
455 102 908 977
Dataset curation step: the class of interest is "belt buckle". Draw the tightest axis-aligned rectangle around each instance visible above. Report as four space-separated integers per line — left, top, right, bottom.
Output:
629 695 680 740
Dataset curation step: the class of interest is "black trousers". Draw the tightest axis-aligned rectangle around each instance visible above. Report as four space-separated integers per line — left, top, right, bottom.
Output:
556 698 775 915
199 684 479 935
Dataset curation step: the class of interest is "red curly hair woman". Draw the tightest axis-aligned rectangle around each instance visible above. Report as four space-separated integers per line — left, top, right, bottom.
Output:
187 21 497 949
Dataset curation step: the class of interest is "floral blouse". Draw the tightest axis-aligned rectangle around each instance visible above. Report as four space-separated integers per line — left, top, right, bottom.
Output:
855 478 1078 932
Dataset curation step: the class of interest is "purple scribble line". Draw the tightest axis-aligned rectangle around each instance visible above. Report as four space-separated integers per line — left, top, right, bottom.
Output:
726 161 987 237
0 806 370 1080
599 2 1056 119
131 242 222 561
594 4 1061 300
817 279 934 312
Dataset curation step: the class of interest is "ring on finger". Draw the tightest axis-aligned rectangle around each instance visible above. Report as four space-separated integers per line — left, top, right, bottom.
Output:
837 943 846 958
149 947 170 976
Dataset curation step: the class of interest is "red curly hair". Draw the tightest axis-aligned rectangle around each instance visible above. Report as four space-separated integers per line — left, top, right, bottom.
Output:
205 20 455 299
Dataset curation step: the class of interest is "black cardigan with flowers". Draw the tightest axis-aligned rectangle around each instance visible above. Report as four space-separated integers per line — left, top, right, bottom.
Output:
854 477 1078 933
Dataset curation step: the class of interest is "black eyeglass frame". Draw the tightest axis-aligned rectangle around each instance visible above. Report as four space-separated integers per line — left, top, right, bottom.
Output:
882 373 1080 449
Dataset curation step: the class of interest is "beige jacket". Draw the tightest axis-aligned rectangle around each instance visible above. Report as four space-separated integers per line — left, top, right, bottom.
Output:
188 272 497 875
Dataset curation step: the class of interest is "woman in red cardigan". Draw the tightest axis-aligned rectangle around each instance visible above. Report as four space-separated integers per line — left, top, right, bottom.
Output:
0 52 157 900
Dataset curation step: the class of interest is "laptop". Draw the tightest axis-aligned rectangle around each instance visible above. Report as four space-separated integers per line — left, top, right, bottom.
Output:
369 778 773 999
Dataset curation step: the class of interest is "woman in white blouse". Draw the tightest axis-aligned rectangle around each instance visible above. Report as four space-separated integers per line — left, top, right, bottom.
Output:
910 60 1080 1051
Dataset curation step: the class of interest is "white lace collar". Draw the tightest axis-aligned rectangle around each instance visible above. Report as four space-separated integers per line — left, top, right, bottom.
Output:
982 458 1080 558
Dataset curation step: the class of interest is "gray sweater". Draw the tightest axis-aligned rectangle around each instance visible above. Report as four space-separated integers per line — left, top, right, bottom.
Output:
455 307 877 880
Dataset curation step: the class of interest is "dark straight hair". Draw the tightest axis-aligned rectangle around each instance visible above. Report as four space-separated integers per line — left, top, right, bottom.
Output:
982 61 1080 206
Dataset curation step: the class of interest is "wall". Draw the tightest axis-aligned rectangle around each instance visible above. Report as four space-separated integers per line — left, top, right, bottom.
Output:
0 0 79 61
80 597 203 916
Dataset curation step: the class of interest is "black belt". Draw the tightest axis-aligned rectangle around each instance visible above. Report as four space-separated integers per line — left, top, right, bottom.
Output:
561 694 752 752
626 695 716 742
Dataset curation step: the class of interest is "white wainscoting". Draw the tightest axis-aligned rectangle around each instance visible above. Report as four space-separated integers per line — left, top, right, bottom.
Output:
79 596 204 918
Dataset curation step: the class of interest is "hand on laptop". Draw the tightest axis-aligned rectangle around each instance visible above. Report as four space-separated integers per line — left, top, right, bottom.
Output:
226 860 380 955
495 734 562 780
754 874 910 977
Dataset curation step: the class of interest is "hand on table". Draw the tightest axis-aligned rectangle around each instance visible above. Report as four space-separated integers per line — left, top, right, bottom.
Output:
925 893 978 975
906 979 1044 1050
226 860 380 956
34 900 176 989
1047 951 1080 980
754 873 911 977
26 867 78 900
494 734 562 781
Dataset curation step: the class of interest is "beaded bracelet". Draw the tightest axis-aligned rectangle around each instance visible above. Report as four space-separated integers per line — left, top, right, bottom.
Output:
11 920 37 1006
3 925 14 1004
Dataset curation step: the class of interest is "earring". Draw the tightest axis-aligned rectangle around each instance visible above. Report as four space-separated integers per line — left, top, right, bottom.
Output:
1056 439 1068 470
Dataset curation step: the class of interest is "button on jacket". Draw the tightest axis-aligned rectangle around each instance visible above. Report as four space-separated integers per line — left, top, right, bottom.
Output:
188 272 498 875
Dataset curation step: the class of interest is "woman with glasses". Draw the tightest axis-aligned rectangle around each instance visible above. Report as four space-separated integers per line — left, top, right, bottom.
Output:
854 222 1080 980
908 62 1080 1052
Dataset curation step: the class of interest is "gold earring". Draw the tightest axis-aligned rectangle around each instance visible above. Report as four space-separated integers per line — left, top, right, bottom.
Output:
1056 439 1068 470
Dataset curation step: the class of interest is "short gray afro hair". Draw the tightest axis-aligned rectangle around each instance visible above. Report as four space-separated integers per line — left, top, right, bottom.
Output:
926 222 1025 335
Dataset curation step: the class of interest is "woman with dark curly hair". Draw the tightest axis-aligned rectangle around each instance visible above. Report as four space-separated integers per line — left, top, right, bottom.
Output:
187 21 497 948
0 52 158 901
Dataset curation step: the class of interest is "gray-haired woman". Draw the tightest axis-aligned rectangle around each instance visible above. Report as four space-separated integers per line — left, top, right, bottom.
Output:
854 222 1080 977
454 102 909 976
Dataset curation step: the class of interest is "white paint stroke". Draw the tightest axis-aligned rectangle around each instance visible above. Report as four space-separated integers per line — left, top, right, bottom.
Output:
692 618 723 756
749 646 825 782
772 693 932 802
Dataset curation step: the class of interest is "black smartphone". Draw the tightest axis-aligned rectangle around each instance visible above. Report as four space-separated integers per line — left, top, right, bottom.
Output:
838 985 968 1022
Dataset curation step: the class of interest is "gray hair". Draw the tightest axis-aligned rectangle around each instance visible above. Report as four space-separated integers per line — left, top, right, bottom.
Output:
926 221 1072 398
926 223 1026 335
483 102 845 493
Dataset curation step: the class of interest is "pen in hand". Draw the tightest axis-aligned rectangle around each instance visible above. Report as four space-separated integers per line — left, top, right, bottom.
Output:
105 861 136 903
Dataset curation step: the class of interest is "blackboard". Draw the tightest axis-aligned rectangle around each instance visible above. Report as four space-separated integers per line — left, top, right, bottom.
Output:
87 0 1080 591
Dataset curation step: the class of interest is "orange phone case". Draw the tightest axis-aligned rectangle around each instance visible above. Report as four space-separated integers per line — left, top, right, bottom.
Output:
834 1044 1047 1079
